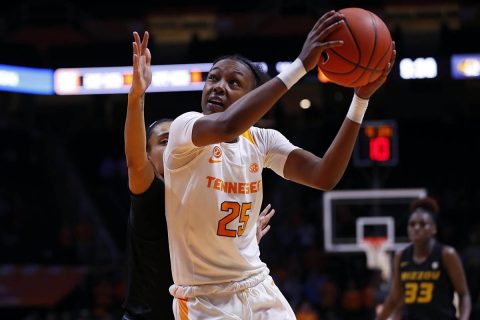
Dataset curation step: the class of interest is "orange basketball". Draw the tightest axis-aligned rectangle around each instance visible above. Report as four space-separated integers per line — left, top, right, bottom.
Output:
318 8 393 88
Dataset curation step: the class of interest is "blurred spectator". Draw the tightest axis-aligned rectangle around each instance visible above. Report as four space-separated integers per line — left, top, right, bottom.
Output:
296 301 321 320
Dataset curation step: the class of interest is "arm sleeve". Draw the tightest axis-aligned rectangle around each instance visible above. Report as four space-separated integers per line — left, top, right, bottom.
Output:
164 111 204 169
256 128 298 178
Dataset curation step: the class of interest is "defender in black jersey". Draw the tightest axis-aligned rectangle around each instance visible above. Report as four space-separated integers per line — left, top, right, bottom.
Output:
123 117 173 320
377 197 471 320
124 177 172 319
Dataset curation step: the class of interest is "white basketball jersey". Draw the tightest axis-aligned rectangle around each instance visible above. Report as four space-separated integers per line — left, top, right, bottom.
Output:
164 111 297 286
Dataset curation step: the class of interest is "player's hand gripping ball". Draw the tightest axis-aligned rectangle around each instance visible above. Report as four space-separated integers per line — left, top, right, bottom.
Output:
318 7 394 87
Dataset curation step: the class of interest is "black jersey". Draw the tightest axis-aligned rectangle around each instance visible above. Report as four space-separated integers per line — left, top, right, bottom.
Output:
123 178 174 320
399 241 456 320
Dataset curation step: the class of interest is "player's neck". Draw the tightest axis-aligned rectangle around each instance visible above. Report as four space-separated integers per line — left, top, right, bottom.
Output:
413 238 435 262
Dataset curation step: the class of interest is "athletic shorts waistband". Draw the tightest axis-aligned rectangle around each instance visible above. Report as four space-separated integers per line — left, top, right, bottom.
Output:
169 268 269 298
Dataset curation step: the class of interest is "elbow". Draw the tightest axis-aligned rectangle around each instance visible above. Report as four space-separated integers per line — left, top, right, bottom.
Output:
317 182 337 192
125 157 137 171
321 183 337 192
125 155 146 172
301 161 342 191
312 176 341 192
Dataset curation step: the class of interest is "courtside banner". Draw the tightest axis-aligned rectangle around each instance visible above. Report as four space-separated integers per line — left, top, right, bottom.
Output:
0 65 54 95
450 54 480 79
54 64 213 95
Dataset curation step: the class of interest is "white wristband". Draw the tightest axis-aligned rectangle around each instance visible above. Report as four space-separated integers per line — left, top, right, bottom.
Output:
346 94 369 124
276 58 307 89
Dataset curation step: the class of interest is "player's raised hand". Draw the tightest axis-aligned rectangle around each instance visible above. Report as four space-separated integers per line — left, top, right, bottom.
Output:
355 41 396 99
298 11 345 72
257 204 275 244
130 31 152 98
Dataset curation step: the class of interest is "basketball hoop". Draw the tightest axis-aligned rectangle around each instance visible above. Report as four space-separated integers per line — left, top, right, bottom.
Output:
360 237 391 280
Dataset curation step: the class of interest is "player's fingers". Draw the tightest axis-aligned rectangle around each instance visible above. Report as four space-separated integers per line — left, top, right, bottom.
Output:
141 31 149 55
312 10 336 30
313 11 341 31
145 48 151 65
132 44 139 68
258 216 266 229
383 46 396 76
318 19 344 41
133 31 141 47
260 204 271 217
264 209 275 221
132 41 139 56
390 47 397 66
315 12 344 34
316 40 344 51
262 225 271 234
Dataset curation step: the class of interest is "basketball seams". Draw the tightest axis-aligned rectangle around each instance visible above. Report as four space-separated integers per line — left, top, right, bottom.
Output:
323 15 384 73
321 50 359 74
325 17 361 73
348 11 378 86
368 40 393 83
318 7 392 87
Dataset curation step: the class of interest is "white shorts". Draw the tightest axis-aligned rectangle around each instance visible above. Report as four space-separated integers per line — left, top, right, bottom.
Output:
170 270 295 320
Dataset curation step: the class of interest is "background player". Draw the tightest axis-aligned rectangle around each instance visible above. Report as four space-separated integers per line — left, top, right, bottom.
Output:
376 196 471 320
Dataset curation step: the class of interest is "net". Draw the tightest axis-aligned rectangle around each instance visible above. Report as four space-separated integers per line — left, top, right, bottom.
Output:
360 237 391 280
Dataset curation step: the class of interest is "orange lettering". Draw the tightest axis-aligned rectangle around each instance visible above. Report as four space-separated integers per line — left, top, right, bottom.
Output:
206 176 215 187
213 178 221 190
205 176 262 194
228 182 237 193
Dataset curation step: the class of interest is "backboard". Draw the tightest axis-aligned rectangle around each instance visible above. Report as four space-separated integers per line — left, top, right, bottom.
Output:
323 188 427 253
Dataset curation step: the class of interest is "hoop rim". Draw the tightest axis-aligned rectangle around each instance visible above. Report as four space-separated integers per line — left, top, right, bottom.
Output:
361 236 388 249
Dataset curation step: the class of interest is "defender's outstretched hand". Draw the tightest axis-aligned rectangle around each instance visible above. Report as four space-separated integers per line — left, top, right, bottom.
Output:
257 204 275 244
355 41 396 99
130 31 152 98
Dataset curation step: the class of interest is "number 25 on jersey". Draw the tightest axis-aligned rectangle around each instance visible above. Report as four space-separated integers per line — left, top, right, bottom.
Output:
217 201 251 237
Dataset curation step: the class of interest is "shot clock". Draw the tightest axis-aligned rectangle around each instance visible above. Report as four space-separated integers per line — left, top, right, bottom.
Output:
354 120 398 167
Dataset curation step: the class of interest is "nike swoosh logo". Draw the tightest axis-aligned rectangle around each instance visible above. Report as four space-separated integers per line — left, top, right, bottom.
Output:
208 157 222 163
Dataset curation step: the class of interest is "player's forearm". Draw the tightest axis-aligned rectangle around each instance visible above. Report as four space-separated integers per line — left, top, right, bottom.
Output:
458 293 472 320
211 79 288 140
124 92 148 169
207 59 305 142
313 94 367 189
376 298 399 320
315 117 361 190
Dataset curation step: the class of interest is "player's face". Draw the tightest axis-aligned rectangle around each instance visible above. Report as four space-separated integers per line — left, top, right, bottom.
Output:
407 210 436 243
147 121 171 176
201 59 255 115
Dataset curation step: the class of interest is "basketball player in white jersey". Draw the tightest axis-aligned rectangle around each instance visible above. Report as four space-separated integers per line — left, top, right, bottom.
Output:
131 8 396 319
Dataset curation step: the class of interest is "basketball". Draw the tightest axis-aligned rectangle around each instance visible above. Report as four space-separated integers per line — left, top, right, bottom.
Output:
318 8 393 87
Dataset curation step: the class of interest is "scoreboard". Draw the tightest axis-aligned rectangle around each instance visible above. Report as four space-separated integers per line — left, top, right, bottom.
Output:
354 120 398 167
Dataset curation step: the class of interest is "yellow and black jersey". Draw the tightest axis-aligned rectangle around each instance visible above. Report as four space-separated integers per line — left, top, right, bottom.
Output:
399 241 456 320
